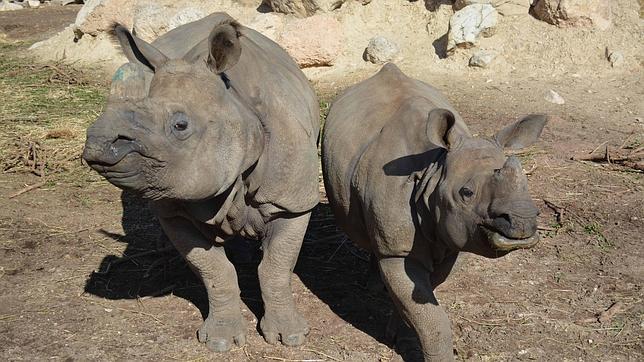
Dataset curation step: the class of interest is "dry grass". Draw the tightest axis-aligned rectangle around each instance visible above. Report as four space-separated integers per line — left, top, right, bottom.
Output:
0 42 108 183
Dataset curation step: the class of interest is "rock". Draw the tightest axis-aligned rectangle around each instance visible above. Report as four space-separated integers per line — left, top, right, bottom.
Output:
454 0 491 10
247 13 284 42
544 89 565 105
469 50 496 68
447 4 498 54
607 51 624 68
364 36 399 64
29 24 126 75
133 4 207 42
26 0 40 8
53 0 84 5
277 14 344 67
0 1 23 11
262 0 347 17
75 0 135 37
168 7 208 31
455 0 532 15
531 0 612 30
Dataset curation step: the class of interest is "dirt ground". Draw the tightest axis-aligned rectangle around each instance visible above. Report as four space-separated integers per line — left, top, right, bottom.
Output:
0 5 642 362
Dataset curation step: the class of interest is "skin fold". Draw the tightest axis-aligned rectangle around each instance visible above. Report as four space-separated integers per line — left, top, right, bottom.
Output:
322 63 547 361
82 13 319 352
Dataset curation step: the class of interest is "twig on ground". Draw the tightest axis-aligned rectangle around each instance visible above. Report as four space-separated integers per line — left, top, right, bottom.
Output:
262 357 323 362
544 199 565 224
326 236 347 262
79 296 165 324
456 315 505 327
302 348 341 362
598 301 625 323
537 225 557 231
7 179 47 198
589 141 609 155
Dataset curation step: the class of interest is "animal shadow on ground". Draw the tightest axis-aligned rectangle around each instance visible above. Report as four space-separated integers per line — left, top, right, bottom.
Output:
84 191 395 345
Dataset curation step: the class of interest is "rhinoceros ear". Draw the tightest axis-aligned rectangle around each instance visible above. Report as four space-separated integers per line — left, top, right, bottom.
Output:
426 108 461 150
207 20 242 74
495 114 548 150
110 23 168 72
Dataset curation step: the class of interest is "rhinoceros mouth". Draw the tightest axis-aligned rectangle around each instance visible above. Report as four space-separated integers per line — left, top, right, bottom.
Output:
481 226 539 251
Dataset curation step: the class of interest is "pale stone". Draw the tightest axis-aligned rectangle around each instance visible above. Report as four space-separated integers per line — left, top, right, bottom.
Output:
277 14 344 67
364 36 400 64
531 0 612 30
469 50 497 68
133 4 207 42
447 4 499 54
247 13 285 42
0 1 23 11
455 0 531 16
75 0 135 36
262 0 347 17
544 89 565 105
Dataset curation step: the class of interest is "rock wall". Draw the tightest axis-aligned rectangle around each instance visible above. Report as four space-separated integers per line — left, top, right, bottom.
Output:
28 0 641 84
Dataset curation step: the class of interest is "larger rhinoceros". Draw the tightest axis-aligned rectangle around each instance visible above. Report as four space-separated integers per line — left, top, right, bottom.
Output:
82 13 319 352
321 63 547 361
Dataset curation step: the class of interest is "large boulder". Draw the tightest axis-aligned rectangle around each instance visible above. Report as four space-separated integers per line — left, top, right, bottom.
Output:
247 13 284 42
133 3 207 42
276 14 344 67
0 1 23 11
75 0 135 36
531 0 612 30
447 4 498 54
262 0 347 17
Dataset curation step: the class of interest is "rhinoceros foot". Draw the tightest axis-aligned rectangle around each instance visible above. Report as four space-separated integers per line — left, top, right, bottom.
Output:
197 312 246 352
260 307 309 347
385 310 424 362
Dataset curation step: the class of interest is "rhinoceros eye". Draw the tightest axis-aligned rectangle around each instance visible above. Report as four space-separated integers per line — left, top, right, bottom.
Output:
174 119 188 131
460 186 474 200
170 112 192 140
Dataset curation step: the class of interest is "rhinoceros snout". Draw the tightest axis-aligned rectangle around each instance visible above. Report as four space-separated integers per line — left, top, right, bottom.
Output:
487 200 539 240
82 135 143 167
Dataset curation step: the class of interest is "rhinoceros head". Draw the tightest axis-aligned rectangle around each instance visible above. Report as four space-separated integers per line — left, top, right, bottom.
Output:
82 22 263 201
426 111 548 257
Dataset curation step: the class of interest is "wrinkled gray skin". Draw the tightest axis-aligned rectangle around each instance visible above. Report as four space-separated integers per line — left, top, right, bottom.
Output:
82 13 319 352
322 64 547 361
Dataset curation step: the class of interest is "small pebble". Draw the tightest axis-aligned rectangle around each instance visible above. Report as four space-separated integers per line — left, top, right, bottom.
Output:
545 89 565 105
469 50 497 68
608 51 625 67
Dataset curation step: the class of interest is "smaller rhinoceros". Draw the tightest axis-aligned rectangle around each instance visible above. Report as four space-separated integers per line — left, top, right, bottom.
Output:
82 13 319 352
321 63 547 361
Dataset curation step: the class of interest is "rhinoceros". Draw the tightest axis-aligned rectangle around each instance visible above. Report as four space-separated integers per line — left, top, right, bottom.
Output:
321 63 547 361
82 13 319 352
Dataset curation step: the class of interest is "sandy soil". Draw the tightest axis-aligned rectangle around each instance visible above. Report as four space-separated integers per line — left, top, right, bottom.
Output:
0 3 642 362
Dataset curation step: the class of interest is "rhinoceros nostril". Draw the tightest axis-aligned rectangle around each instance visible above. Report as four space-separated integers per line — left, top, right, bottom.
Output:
113 134 135 143
499 213 512 224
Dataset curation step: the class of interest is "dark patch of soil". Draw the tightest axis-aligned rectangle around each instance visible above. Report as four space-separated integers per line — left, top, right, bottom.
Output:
0 5 81 42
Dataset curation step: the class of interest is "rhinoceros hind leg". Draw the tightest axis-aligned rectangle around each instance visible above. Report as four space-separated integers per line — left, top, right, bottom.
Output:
159 216 246 353
258 212 311 347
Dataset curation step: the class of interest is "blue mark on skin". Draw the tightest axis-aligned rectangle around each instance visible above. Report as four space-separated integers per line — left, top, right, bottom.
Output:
112 67 126 81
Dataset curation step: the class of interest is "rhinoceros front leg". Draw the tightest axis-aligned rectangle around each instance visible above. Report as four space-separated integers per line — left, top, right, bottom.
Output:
379 256 454 362
159 216 245 352
258 212 310 347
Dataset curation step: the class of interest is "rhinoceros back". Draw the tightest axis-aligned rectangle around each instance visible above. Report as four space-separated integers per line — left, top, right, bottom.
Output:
322 64 468 246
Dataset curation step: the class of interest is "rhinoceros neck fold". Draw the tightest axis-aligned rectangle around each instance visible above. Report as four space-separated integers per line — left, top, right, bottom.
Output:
412 150 446 245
